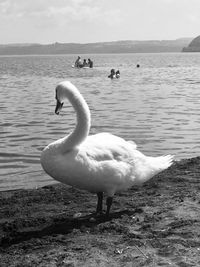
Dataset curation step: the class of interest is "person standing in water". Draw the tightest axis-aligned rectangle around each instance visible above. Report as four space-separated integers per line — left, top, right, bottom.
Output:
75 56 82 68
88 58 93 68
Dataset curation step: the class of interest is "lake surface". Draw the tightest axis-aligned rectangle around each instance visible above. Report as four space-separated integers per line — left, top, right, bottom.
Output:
0 53 200 191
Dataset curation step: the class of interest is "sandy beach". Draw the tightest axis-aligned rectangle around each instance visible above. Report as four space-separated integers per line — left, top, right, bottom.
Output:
0 157 200 266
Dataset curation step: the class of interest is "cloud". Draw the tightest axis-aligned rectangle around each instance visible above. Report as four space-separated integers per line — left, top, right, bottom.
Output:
0 0 122 29
0 0 46 17
0 1 114 19
188 14 200 23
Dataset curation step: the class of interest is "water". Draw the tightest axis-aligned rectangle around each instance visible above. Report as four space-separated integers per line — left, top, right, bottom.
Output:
0 53 200 191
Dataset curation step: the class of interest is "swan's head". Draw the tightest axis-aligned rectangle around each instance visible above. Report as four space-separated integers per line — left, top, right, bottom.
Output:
55 82 69 115
55 81 73 115
54 80 90 125
55 81 84 115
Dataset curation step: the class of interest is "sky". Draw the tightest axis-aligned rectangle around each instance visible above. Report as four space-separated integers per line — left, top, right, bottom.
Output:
0 0 200 44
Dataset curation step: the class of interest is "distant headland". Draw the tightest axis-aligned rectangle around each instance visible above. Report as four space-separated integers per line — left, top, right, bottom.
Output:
0 38 193 55
182 35 200 52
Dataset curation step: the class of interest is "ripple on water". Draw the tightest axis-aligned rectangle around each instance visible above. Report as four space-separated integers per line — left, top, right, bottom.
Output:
0 53 200 190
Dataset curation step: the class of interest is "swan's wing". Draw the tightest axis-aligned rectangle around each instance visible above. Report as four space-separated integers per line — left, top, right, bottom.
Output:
127 140 137 149
77 133 145 193
80 132 173 176
85 133 137 149
79 132 138 162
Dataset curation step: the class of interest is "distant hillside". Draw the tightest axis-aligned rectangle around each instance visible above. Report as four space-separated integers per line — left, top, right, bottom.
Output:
182 35 200 52
0 38 193 55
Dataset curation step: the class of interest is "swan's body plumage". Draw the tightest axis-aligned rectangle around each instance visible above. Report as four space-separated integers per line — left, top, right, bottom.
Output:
41 81 174 215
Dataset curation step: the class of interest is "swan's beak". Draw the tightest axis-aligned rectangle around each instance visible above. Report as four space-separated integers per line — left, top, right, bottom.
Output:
55 100 63 115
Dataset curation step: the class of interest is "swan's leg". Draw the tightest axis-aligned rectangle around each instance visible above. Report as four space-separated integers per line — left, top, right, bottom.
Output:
96 192 103 214
106 197 113 217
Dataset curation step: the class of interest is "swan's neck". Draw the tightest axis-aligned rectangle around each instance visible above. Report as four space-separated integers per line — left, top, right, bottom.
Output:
60 88 91 153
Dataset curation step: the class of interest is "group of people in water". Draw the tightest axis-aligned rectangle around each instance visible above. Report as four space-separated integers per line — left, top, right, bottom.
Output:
74 56 140 79
74 56 120 78
74 56 93 68
108 69 120 79
107 64 139 79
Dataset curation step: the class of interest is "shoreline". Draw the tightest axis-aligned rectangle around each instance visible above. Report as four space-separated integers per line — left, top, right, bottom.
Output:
0 156 200 266
0 157 192 193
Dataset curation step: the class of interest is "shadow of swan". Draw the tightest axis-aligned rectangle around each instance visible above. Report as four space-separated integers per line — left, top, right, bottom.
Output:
1 209 142 248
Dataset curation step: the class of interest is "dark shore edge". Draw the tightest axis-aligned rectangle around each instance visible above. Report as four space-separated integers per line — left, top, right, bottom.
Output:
0 156 200 266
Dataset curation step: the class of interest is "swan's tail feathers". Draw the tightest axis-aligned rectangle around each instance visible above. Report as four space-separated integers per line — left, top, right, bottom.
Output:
132 154 174 184
149 154 174 173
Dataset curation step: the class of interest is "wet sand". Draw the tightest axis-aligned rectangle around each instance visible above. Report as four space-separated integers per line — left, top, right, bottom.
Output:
0 157 200 266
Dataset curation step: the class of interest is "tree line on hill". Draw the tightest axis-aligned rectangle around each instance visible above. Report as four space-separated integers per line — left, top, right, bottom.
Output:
0 38 193 55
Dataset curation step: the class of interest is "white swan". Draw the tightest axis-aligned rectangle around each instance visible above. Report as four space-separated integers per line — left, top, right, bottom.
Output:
41 81 174 216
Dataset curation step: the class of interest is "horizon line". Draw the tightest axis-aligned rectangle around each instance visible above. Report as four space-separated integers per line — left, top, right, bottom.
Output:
0 37 195 46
